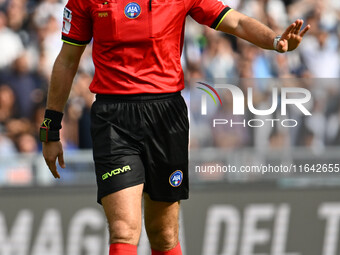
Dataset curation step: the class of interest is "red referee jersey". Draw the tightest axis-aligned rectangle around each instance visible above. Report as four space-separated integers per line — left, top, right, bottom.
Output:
62 0 232 94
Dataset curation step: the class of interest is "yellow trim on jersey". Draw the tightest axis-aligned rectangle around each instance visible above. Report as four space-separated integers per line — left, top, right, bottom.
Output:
215 8 234 30
61 39 87 47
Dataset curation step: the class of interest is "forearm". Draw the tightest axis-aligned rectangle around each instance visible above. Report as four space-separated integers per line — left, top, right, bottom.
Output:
218 11 277 50
46 55 79 112
46 43 85 112
234 16 276 50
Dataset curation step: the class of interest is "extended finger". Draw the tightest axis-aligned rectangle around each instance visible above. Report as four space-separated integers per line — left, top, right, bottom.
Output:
50 163 60 179
58 150 65 169
281 22 296 39
299 24 311 37
293 19 303 34
45 157 60 178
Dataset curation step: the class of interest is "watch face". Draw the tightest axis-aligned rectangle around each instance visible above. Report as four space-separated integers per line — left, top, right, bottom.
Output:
274 36 281 50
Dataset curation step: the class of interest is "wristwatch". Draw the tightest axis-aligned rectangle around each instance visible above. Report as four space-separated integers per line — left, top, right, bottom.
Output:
273 35 281 51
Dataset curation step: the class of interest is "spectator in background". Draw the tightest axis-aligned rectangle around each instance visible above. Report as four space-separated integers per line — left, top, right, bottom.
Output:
2 51 45 119
0 133 16 156
34 14 63 80
72 72 94 149
0 10 24 69
3 117 37 154
211 91 250 148
33 0 64 28
269 128 290 149
0 84 19 155
15 132 38 153
202 28 236 80
300 25 340 78
0 84 18 125
327 102 340 146
6 0 28 33
60 72 94 149
0 0 339 154
303 96 328 150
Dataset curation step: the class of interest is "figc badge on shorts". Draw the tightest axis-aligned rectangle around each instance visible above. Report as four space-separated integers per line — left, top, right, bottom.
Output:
124 2 141 19
169 170 183 187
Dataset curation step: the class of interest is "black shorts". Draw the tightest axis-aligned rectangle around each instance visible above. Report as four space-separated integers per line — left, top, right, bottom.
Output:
90 92 189 204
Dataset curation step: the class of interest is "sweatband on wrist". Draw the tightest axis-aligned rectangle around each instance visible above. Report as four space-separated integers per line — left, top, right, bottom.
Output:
39 109 63 142
44 109 63 130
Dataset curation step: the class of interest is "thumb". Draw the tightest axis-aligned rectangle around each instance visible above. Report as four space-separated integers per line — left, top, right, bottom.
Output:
281 22 296 40
277 40 288 53
58 150 66 169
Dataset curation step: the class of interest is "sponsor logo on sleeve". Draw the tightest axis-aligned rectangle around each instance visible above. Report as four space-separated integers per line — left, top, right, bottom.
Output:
62 7 72 34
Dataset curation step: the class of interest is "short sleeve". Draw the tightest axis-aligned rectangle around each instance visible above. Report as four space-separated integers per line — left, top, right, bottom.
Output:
188 0 232 30
62 0 93 46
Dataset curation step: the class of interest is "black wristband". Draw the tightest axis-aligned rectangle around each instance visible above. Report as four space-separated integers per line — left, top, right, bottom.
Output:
43 109 63 130
40 127 60 142
39 109 63 142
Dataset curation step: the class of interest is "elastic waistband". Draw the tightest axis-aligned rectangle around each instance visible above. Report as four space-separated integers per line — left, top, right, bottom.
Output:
95 92 181 102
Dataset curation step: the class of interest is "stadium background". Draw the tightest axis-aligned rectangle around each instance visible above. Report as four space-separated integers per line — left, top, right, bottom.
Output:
0 0 340 254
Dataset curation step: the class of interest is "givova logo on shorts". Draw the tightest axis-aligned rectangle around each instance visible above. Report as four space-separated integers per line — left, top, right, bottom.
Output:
169 170 183 187
102 165 131 180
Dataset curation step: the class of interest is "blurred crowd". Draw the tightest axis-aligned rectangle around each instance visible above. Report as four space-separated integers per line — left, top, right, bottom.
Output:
184 0 340 152
0 0 93 155
0 0 340 156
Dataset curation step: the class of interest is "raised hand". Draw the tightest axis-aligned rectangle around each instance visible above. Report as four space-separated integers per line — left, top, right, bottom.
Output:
276 19 311 53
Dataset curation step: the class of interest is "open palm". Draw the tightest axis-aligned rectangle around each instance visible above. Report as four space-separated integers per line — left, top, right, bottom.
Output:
276 19 311 53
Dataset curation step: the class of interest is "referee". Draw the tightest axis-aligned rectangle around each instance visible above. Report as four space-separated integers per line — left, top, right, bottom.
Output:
40 0 310 254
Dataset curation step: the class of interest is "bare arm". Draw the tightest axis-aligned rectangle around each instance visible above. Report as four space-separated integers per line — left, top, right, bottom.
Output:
43 43 86 178
217 10 310 52
47 43 86 111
